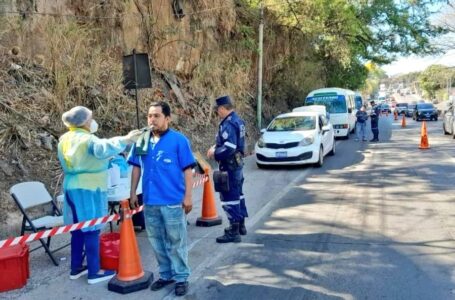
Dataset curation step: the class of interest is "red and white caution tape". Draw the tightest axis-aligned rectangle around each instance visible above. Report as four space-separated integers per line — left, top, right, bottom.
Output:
0 174 207 249
0 206 144 249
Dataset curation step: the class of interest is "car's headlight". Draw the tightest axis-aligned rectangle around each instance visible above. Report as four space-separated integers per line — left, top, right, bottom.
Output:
299 137 314 146
257 137 265 148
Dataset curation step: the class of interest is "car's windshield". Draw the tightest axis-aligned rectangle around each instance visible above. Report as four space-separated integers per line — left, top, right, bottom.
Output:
268 116 316 132
305 94 347 113
397 103 408 107
417 104 434 109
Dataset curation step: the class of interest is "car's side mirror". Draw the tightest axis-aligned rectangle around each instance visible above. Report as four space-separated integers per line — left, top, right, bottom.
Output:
322 125 330 133
260 128 266 134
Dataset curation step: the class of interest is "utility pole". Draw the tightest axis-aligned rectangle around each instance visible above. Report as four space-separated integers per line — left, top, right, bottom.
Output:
257 1 264 129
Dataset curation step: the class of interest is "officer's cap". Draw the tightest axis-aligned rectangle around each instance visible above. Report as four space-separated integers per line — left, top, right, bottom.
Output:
214 95 232 108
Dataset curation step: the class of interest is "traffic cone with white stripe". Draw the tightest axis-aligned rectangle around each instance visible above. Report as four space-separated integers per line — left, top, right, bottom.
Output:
108 200 152 294
196 168 222 227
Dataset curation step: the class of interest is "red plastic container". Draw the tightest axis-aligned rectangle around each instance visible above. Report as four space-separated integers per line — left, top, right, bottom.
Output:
100 232 120 271
0 243 30 292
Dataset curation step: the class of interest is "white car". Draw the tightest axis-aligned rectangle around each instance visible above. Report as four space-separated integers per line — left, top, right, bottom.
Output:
255 110 336 168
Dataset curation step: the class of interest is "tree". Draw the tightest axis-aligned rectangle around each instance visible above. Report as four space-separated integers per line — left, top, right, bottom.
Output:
418 64 455 99
262 0 446 89
432 0 455 50
363 62 388 98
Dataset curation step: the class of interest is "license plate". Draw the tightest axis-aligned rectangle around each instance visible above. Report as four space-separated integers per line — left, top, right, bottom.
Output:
276 151 287 158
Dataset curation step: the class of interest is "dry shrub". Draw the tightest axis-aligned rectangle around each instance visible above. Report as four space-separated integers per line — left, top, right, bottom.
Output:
189 50 254 113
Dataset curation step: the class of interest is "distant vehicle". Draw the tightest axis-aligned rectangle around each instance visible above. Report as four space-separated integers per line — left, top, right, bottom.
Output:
380 103 392 114
395 103 408 115
413 103 438 121
443 103 455 137
303 88 356 138
255 110 335 168
407 102 417 117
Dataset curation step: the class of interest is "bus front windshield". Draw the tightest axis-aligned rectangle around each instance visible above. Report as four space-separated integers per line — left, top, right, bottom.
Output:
305 94 347 113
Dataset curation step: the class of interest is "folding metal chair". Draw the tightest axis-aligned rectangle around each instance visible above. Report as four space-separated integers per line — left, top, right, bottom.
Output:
10 181 70 266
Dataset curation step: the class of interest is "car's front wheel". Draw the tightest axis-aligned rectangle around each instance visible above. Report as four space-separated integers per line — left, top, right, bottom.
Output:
315 146 324 168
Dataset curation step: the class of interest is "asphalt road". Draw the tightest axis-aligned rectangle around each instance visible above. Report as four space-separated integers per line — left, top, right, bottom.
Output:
4 114 455 300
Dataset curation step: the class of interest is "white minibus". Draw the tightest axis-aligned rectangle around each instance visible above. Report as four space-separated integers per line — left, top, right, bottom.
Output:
303 88 356 138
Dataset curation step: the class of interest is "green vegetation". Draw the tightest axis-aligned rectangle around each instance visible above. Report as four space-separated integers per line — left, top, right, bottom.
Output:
418 65 455 100
245 0 446 93
363 62 388 98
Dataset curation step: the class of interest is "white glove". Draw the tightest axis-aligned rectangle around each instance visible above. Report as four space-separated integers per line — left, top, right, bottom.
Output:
124 129 143 143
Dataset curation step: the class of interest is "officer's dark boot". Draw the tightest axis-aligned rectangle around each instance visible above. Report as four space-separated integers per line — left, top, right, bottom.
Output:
216 223 241 243
224 219 247 236
239 219 247 235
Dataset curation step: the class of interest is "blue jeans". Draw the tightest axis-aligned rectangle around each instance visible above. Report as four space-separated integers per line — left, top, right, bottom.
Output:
356 122 366 140
145 205 190 282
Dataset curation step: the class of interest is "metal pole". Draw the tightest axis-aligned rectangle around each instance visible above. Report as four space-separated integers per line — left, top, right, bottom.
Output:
257 1 264 129
133 49 140 129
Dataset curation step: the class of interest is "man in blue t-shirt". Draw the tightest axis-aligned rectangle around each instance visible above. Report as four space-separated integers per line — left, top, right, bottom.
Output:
128 101 195 297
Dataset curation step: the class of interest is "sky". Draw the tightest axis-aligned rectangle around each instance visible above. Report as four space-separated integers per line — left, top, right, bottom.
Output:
382 49 455 77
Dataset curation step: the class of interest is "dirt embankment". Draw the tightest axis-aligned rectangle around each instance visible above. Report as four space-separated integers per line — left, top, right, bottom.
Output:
0 0 326 238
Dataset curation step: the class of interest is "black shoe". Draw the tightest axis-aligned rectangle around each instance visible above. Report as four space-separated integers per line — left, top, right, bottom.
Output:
175 281 189 296
217 223 241 243
239 220 247 235
224 221 247 236
151 278 176 291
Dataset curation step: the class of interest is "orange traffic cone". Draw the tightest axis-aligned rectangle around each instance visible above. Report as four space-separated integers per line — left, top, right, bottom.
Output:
394 110 398 121
419 121 430 149
108 200 152 294
196 167 222 227
401 114 406 128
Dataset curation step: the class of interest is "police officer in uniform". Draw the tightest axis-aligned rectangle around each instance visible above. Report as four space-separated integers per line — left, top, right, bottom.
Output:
370 100 380 142
207 95 248 243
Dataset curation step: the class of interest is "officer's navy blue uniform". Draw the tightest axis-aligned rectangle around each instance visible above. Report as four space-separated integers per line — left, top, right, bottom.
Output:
214 111 248 224
370 105 380 141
